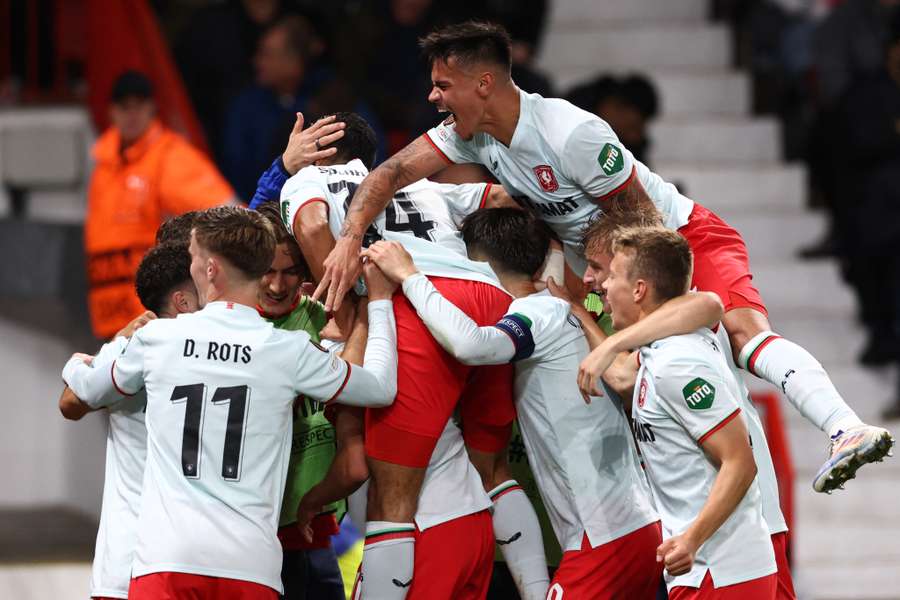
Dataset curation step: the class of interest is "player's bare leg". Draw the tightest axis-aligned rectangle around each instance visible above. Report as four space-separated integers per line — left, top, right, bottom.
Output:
360 459 426 599
724 307 895 492
468 448 550 600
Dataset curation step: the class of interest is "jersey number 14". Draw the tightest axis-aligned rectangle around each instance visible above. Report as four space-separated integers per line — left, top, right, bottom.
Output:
170 384 250 482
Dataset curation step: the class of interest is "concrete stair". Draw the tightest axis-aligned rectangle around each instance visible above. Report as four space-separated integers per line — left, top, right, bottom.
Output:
539 3 900 598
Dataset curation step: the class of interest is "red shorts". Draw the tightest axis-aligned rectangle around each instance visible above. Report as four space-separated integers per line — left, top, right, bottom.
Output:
547 521 663 600
352 510 494 600
365 277 515 467
669 571 777 600
410 510 494 599
771 532 797 600
678 203 767 316
129 572 278 600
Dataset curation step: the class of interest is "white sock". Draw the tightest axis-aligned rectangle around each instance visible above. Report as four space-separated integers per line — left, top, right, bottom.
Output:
490 481 550 600
360 521 415 600
739 331 863 437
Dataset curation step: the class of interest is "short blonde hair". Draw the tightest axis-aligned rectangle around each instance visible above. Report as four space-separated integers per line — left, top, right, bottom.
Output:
611 226 693 302
581 210 663 258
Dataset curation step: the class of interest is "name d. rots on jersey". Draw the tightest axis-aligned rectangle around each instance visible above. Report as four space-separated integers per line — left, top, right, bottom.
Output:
182 338 252 364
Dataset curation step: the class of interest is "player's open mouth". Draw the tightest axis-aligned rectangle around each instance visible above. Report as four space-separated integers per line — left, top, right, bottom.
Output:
264 293 289 305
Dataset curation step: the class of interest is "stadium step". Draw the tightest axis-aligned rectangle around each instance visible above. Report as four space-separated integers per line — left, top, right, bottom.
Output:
550 68 751 119
654 163 807 214
538 24 731 73
548 0 707 27
25 190 87 225
649 117 781 164
749 261 856 316
0 108 93 188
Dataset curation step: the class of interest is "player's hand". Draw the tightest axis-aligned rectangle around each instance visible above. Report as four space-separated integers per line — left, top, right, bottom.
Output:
657 535 698 576
116 310 156 339
362 257 398 301
546 276 572 302
282 113 346 175
578 341 618 401
361 241 419 283
315 235 363 312
71 352 94 367
295 499 320 545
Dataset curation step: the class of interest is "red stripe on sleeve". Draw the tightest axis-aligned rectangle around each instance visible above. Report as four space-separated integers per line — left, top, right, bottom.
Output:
422 133 453 164
595 166 637 202
698 408 742 445
326 361 352 404
110 361 136 397
478 182 493 209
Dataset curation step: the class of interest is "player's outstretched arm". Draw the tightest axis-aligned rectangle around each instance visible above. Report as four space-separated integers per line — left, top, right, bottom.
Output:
59 384 93 420
316 136 447 311
62 334 144 410
363 240 516 365
315 263 398 408
657 412 757 576
577 292 723 396
293 199 356 335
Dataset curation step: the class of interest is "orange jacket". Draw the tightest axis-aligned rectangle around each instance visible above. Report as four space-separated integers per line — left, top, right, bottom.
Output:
85 119 233 338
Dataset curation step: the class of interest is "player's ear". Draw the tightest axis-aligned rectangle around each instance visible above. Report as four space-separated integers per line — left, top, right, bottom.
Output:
206 256 218 282
633 278 648 304
476 71 494 98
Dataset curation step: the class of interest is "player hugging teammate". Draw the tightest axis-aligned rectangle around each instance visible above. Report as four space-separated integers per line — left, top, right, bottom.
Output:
59 19 893 600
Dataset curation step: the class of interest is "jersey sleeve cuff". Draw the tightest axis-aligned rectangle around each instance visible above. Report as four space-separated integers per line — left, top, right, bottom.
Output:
422 132 453 165
697 407 742 445
325 361 352 404
479 183 493 209
595 165 637 202
110 360 139 397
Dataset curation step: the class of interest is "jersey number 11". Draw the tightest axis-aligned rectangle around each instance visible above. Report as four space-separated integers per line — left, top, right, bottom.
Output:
170 384 250 482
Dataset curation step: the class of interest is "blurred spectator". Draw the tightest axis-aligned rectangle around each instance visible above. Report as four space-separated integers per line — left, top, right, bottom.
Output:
565 75 659 163
801 0 897 258
223 15 382 200
175 0 289 166
832 14 900 393
85 71 235 339
483 0 554 97
335 0 446 152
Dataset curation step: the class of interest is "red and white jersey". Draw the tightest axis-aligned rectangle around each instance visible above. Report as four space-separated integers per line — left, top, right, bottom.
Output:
634 329 776 590
416 419 492 530
280 159 504 290
87 336 147 599
399 274 658 550
424 90 695 275
62 300 396 593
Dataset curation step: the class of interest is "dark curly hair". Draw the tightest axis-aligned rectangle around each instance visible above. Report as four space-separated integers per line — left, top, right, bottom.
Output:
156 211 200 246
135 242 192 314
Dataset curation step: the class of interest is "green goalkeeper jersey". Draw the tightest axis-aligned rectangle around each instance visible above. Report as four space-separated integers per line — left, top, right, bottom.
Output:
263 296 345 527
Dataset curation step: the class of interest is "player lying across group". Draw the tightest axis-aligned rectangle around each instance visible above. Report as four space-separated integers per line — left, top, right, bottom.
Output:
59 20 894 600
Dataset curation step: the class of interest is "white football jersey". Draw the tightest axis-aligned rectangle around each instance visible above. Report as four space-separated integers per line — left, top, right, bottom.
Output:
87 336 147 599
416 419 492 531
280 159 504 289
634 329 776 590
399 273 658 551
62 300 396 593
714 327 787 534
500 292 658 550
425 91 695 275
